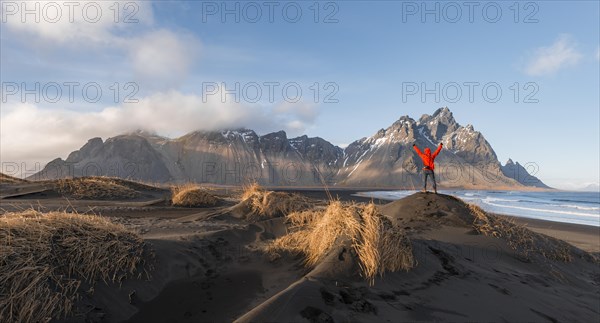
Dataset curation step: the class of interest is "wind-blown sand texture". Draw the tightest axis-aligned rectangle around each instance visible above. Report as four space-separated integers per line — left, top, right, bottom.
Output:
1 177 598 322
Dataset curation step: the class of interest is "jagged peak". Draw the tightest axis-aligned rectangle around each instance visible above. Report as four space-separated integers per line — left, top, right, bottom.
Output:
174 128 258 144
504 158 524 167
48 157 65 164
225 127 255 133
128 129 159 137
220 128 257 137
447 124 479 142
418 106 458 127
259 130 288 140
290 135 309 141
505 158 515 165
261 130 287 136
85 137 103 145
392 115 416 127
432 106 452 117
289 135 334 145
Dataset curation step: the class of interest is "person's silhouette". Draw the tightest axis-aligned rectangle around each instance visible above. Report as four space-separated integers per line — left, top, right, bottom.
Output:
413 143 443 193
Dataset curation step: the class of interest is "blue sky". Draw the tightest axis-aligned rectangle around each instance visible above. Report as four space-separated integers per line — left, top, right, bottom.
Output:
1 0 599 190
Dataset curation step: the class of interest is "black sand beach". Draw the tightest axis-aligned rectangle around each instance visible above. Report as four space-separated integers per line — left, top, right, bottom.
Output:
1 179 598 322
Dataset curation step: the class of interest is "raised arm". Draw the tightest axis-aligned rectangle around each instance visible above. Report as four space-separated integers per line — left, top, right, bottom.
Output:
432 143 443 159
413 144 425 159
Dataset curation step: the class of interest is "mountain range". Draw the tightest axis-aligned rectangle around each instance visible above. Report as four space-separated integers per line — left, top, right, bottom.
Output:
31 107 550 189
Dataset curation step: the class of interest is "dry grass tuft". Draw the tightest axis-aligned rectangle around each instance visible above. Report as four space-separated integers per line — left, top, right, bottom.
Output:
241 182 263 201
171 184 220 207
241 183 312 220
0 210 148 322
54 177 141 200
469 204 572 262
269 201 415 284
285 209 323 229
357 204 414 280
0 173 26 184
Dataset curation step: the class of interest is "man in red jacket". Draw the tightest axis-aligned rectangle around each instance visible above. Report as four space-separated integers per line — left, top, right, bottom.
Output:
413 143 443 193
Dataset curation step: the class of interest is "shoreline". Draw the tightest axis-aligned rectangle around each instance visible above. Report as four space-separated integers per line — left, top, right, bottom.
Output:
352 189 600 227
510 216 600 253
278 188 600 253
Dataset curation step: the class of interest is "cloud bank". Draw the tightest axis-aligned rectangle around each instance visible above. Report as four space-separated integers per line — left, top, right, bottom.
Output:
1 89 320 165
1 1 322 168
2 1 196 90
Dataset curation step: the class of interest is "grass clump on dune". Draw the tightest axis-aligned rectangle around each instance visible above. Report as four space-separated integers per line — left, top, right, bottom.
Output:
171 183 220 207
0 210 148 323
241 183 312 220
54 177 141 200
268 201 415 284
468 204 573 262
0 173 26 184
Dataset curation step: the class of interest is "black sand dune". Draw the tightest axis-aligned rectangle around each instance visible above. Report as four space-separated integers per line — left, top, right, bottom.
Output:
1 179 598 322
237 193 599 322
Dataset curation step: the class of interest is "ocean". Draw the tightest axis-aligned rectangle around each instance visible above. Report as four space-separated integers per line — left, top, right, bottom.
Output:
356 190 600 227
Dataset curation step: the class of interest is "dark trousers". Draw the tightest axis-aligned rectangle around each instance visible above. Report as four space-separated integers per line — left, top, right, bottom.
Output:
423 169 436 191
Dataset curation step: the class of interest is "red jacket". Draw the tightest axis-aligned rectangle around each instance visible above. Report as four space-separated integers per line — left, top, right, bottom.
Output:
413 144 442 170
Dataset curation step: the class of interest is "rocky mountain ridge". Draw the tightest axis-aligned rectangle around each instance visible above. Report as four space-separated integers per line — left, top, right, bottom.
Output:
31 108 550 189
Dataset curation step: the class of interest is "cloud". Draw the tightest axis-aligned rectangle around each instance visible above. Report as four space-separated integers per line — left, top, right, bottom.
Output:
124 30 201 90
524 34 582 76
0 1 318 168
2 1 195 90
2 1 154 44
0 90 321 165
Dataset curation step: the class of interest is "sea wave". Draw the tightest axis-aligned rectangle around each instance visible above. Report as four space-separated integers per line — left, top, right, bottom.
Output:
557 204 600 211
481 200 599 218
480 197 519 203
551 198 600 205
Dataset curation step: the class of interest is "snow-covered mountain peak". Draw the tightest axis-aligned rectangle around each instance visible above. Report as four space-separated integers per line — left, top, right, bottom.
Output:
418 107 460 141
220 129 258 143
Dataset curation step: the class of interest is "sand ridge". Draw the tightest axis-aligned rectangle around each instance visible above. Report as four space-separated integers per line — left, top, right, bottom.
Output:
1 180 598 322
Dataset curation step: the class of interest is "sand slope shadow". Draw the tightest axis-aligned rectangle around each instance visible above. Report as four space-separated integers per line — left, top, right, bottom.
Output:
235 192 600 322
